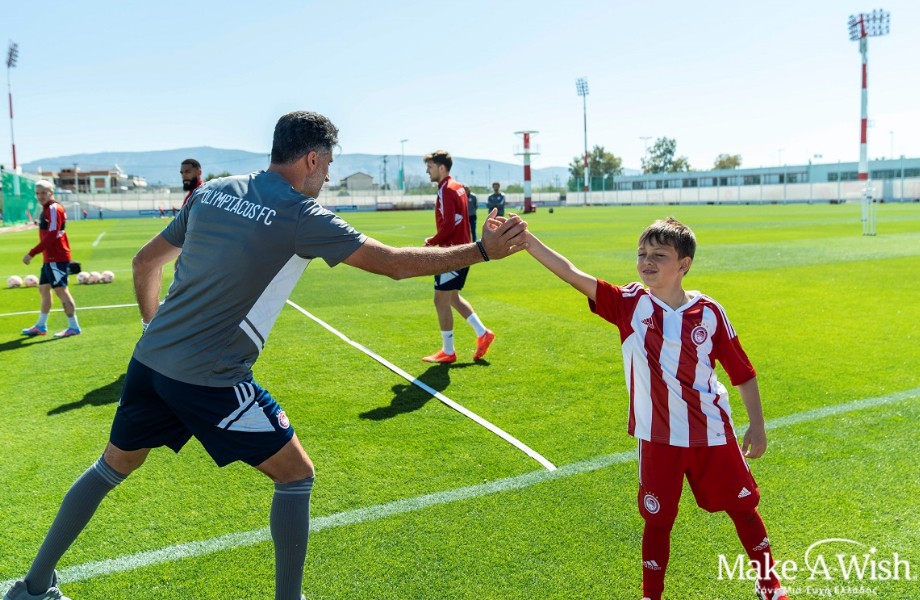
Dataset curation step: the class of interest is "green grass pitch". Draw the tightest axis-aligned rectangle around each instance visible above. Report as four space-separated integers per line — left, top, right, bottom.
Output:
1 203 918 599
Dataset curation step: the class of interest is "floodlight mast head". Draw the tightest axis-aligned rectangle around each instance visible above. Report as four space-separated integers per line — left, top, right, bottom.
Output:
848 9 890 40
575 77 588 96
6 42 18 68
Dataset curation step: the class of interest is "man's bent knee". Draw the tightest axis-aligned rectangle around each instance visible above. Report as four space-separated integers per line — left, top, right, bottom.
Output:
257 435 314 483
103 442 150 475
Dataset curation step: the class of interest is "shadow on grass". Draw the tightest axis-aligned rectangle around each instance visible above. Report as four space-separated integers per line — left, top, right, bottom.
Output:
48 373 126 416
359 361 483 421
0 335 56 353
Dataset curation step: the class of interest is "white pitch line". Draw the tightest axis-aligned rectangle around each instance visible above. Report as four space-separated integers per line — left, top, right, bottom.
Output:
0 303 138 318
3 386 916 590
92 232 106 247
285 299 557 472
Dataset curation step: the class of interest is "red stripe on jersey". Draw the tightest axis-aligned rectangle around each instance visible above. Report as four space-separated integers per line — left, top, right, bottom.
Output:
678 305 708 445
645 304 670 443
627 364 637 435
713 391 734 441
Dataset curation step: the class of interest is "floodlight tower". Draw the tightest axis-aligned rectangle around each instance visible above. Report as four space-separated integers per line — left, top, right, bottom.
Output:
576 77 589 206
848 9 890 235
514 130 539 213
6 41 19 170
399 138 408 191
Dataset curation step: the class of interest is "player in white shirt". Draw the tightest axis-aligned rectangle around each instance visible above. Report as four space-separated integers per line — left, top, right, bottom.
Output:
524 217 788 600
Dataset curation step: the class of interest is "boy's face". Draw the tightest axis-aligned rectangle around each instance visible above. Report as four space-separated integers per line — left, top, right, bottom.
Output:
636 240 691 287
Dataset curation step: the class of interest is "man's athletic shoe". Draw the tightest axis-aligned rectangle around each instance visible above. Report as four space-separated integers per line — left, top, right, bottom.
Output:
756 585 790 600
52 327 81 338
422 350 457 363
473 330 495 360
3 571 70 600
20 326 47 337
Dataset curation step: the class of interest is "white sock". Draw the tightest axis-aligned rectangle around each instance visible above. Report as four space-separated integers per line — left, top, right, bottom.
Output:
441 331 455 355
67 315 80 329
466 313 487 337
36 312 50 328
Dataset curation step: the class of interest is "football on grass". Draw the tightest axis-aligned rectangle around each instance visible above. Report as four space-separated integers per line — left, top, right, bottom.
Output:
23 274 39 287
101 270 115 283
7 275 23 288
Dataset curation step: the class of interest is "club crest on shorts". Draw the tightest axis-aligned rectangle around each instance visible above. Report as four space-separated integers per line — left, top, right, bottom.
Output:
643 493 660 514
276 410 290 430
691 324 709 345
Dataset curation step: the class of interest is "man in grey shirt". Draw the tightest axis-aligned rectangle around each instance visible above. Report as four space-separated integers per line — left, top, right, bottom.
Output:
4 111 528 600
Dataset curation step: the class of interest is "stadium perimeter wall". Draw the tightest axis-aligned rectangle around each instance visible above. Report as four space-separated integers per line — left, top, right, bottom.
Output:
41 178 920 220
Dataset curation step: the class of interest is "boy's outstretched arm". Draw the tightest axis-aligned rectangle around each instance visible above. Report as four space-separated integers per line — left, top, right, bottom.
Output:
525 231 598 301
738 377 768 458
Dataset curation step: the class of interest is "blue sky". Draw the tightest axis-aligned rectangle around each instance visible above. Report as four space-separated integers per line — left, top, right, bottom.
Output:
3 0 918 173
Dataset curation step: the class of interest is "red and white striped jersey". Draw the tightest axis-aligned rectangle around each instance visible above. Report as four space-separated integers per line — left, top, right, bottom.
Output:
589 279 756 447
28 201 71 263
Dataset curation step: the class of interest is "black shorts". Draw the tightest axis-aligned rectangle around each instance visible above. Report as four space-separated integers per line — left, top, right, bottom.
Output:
110 358 295 467
434 267 469 291
40 262 70 288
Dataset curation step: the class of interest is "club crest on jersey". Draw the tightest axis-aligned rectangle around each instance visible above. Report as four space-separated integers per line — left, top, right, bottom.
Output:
643 493 660 514
277 410 290 430
691 324 709 345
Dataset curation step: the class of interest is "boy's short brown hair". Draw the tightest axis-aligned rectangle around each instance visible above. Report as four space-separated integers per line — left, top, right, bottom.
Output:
639 217 697 260
424 150 452 172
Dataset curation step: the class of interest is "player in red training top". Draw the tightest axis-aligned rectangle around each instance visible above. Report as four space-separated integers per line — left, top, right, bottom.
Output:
524 217 789 600
180 158 202 207
421 150 495 363
21 180 83 338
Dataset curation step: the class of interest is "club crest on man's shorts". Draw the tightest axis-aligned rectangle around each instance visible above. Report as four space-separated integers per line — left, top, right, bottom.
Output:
643 493 660 514
276 410 290 430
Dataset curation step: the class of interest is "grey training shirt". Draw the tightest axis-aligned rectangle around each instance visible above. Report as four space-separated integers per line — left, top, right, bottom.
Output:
133 171 367 387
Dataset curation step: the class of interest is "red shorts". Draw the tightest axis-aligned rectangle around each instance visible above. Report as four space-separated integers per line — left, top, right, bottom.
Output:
637 438 760 527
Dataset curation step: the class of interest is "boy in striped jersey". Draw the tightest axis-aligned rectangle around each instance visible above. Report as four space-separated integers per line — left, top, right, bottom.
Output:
525 217 788 600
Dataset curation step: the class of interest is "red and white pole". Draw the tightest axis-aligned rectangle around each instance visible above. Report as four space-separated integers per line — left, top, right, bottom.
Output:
514 130 539 214
8 88 16 169
523 132 533 213
858 33 868 181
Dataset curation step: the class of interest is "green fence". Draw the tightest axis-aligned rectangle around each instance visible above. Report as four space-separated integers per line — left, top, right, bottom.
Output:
1 171 38 226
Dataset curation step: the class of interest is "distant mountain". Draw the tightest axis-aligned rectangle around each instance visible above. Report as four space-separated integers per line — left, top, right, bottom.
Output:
22 147 573 188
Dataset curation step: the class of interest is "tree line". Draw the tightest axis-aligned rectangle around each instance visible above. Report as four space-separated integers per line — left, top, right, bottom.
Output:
568 137 743 190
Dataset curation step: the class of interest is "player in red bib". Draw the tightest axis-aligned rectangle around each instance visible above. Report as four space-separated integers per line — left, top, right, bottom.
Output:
421 150 495 363
524 217 788 600
21 180 82 338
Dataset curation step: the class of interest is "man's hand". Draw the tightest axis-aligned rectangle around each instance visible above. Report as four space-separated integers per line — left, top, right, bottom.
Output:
479 209 528 259
22 253 32 265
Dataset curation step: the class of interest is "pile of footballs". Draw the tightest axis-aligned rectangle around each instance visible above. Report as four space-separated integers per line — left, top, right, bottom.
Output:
7 271 115 288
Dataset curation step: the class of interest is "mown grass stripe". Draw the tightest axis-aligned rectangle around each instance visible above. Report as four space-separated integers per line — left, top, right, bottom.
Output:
3 387 915 590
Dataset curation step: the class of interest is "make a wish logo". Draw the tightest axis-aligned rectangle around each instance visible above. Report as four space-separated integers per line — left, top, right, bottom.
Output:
717 537 915 587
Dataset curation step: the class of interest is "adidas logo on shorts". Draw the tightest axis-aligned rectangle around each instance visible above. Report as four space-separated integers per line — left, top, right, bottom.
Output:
738 487 752 498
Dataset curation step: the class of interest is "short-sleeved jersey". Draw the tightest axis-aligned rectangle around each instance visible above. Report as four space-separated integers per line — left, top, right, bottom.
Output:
426 176 470 248
29 201 71 263
589 279 756 448
133 171 367 387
